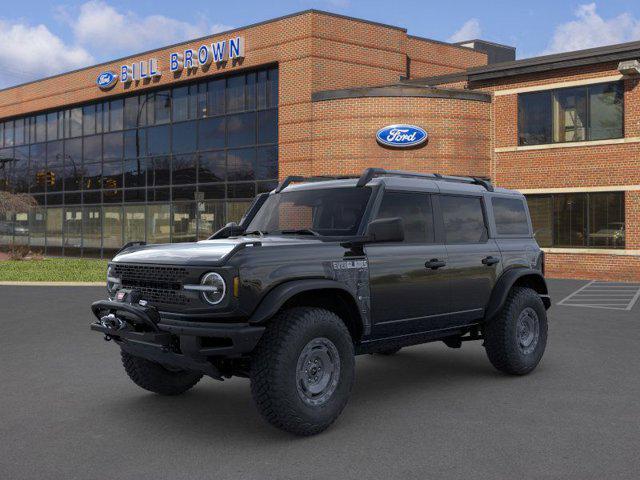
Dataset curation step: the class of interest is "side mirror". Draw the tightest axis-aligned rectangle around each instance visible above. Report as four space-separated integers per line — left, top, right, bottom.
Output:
365 217 404 243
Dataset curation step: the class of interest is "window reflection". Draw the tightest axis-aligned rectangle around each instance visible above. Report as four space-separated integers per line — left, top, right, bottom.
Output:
64 207 83 255
227 112 255 147
124 205 145 243
29 207 46 248
198 201 225 239
172 202 197 242
1 67 277 256
519 81 623 145
103 206 123 250
83 206 102 255
147 204 170 243
526 192 625 248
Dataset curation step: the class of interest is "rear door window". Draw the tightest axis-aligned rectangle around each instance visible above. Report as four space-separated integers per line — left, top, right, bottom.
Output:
440 195 488 244
492 197 530 235
375 191 435 243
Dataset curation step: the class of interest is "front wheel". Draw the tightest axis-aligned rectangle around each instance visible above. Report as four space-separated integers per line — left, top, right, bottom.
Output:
250 307 355 436
483 287 548 375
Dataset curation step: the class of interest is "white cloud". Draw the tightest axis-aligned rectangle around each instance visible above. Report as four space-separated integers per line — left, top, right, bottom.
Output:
448 19 481 43
0 20 93 88
68 1 232 57
543 3 640 54
0 1 234 88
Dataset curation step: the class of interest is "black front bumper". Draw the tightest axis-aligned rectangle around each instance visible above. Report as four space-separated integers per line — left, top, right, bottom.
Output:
90 300 264 379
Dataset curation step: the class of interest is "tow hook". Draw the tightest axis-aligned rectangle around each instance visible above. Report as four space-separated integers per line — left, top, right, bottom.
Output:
100 313 127 331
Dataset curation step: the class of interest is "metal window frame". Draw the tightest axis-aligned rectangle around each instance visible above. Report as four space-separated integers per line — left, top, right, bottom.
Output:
517 80 625 146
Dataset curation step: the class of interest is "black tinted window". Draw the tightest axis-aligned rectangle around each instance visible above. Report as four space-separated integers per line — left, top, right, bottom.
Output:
376 192 434 243
492 197 530 235
441 195 487 244
246 187 371 237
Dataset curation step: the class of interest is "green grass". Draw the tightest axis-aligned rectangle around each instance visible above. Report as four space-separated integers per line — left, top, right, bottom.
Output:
0 258 108 282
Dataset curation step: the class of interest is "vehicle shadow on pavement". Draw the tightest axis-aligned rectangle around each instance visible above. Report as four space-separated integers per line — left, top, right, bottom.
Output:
98 345 503 441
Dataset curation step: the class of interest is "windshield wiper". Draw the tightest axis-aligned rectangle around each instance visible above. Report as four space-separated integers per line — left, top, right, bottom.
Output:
276 229 321 237
244 230 268 237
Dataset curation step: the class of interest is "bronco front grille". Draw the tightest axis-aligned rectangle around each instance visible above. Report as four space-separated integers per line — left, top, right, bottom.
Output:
113 264 191 307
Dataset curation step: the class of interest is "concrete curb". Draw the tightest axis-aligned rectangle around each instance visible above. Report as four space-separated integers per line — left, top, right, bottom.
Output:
0 281 104 286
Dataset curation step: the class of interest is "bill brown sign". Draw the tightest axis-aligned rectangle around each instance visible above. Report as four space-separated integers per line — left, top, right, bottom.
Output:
97 36 245 89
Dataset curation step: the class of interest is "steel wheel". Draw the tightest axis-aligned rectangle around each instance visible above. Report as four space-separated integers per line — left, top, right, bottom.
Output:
296 337 341 407
517 307 540 355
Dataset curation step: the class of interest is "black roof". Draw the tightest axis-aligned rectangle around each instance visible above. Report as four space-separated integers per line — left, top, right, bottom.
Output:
466 39 640 81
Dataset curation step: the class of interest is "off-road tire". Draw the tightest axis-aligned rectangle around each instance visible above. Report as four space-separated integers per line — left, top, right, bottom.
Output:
121 351 202 395
484 287 548 375
250 307 355 436
376 347 402 356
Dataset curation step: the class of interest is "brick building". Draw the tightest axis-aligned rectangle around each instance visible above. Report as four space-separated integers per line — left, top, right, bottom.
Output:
0 10 638 281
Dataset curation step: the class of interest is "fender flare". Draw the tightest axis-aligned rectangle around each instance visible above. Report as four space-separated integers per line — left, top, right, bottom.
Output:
248 279 359 325
484 268 550 321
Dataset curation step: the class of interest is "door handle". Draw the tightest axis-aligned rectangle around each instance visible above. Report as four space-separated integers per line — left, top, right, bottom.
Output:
482 256 500 266
425 258 446 270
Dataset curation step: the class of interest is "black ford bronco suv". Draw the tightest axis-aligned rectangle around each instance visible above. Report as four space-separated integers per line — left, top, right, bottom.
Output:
90 168 551 435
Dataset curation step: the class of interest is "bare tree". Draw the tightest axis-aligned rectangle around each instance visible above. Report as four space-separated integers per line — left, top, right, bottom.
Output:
0 191 37 216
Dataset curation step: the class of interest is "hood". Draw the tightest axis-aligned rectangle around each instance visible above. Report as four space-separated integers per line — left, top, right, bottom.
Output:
112 235 324 265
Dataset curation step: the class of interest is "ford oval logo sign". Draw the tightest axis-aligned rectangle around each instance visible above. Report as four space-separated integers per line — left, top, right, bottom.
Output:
96 71 118 90
376 124 428 148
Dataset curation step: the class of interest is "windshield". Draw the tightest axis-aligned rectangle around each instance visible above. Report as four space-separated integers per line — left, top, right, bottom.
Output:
245 187 372 237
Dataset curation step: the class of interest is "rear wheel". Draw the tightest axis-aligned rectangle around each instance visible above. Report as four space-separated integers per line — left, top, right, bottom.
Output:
250 307 355 436
483 287 548 375
121 351 202 396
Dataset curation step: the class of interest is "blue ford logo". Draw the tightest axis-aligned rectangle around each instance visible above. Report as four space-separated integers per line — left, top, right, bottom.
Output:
96 71 118 90
376 124 428 148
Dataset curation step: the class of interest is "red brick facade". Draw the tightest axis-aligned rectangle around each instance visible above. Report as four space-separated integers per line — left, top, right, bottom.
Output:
465 63 640 281
310 95 491 177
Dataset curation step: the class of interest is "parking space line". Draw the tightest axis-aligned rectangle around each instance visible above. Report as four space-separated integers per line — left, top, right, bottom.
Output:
557 281 640 310
625 286 640 311
556 281 594 306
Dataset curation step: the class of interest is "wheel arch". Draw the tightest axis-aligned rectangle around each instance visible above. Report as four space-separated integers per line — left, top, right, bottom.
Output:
484 268 550 321
248 279 365 342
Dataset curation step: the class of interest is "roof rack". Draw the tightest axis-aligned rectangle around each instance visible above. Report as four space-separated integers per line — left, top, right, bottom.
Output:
275 175 359 193
356 168 494 192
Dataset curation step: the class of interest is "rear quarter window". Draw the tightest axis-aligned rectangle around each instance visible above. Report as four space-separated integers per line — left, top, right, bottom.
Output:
492 197 531 235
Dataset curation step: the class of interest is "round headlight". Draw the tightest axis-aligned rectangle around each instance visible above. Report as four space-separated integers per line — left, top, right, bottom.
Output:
201 272 226 305
106 265 121 297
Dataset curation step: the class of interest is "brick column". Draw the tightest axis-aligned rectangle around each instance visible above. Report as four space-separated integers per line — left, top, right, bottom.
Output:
625 190 640 249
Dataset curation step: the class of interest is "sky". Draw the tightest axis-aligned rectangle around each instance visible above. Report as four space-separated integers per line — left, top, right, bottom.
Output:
1 0 640 88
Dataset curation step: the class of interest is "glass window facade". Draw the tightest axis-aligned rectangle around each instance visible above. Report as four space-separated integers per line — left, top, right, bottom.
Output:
0 66 278 256
526 192 625 248
518 82 623 146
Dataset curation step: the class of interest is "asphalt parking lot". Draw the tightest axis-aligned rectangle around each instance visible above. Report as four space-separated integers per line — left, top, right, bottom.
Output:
1 279 639 480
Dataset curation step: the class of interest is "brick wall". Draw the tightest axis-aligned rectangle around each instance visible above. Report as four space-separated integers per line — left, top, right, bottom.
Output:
544 252 640 282
475 63 640 281
406 37 487 79
310 95 491 178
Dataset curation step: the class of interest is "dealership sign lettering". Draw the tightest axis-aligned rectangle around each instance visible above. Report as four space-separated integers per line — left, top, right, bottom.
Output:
376 124 428 148
96 36 245 89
